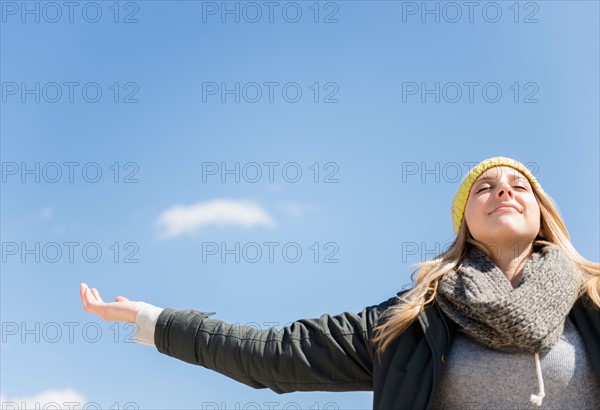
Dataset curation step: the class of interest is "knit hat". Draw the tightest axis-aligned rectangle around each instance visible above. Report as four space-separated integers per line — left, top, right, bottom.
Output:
451 157 543 235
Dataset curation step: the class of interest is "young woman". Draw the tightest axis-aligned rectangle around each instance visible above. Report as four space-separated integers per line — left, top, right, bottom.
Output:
80 157 600 409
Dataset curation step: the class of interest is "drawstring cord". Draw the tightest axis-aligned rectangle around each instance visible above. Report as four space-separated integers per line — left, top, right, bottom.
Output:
530 352 546 406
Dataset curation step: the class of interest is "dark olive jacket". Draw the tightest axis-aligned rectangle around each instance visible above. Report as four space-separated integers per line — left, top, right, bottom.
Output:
154 293 600 410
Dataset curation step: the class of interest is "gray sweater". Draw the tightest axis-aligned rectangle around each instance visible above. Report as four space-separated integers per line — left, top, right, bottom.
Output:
429 316 600 409
134 303 600 409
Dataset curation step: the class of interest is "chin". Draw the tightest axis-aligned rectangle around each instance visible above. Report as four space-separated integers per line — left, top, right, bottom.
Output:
477 227 527 242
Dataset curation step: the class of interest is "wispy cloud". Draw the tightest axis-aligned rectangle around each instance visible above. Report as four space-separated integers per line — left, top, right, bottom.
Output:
29 207 53 223
156 198 276 239
25 207 79 235
0 388 87 409
274 201 319 219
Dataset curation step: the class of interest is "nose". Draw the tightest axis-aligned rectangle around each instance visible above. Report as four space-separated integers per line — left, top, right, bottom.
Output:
495 179 514 199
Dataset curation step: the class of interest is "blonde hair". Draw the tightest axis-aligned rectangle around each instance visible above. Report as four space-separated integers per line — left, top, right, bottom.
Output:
372 181 600 355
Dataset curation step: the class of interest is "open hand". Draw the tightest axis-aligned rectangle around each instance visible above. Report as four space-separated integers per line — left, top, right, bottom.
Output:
80 283 142 323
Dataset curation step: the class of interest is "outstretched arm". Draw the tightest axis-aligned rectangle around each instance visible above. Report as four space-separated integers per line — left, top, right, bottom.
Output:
153 297 397 393
79 282 398 394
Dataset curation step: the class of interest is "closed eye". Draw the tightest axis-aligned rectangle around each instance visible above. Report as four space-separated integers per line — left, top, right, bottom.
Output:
476 185 529 194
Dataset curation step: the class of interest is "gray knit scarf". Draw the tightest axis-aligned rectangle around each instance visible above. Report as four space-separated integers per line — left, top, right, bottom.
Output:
436 244 582 354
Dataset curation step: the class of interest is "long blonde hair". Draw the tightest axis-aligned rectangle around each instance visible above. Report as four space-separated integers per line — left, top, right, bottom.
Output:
372 182 600 355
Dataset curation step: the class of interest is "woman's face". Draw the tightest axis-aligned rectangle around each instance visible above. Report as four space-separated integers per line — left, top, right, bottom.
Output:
464 166 542 250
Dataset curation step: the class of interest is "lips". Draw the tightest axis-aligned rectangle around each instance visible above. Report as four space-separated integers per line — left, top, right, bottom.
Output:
490 203 521 214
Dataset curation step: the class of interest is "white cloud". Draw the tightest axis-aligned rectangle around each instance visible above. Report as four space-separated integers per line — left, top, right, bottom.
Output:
156 198 276 239
0 388 87 409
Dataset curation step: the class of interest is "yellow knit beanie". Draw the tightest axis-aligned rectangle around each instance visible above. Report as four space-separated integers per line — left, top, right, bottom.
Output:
451 157 543 235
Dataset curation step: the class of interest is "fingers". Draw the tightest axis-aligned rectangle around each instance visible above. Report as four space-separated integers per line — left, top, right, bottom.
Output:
84 287 94 308
80 283 89 309
87 288 100 306
91 287 103 303
80 283 102 314
80 284 137 323
80 282 87 302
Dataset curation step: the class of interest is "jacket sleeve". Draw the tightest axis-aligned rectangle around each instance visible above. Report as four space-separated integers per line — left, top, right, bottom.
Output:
570 295 600 382
153 295 399 393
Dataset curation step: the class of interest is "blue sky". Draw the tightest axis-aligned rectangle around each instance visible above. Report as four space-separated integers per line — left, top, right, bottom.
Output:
1 1 599 409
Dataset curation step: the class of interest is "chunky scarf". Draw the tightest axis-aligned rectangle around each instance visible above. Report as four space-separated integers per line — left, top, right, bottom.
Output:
437 244 582 354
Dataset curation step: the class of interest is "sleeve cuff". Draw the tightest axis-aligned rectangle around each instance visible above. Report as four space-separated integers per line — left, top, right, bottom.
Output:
134 302 164 347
